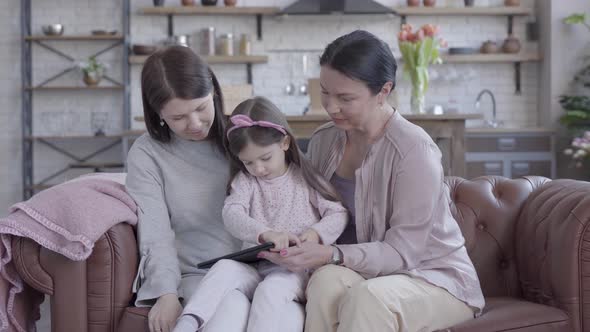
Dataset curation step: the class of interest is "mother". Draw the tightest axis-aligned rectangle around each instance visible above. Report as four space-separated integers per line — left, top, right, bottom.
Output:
260 30 485 332
125 46 246 332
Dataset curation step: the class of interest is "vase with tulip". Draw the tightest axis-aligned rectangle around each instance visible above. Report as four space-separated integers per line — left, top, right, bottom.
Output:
398 24 446 114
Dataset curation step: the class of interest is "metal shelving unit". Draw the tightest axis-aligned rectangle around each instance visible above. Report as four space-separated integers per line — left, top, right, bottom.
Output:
20 0 131 199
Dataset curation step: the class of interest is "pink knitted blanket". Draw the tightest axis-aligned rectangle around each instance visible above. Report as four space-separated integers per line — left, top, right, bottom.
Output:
0 176 137 331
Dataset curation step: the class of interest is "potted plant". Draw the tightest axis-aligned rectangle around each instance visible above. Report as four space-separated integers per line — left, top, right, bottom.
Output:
561 13 590 171
397 24 446 114
78 56 106 86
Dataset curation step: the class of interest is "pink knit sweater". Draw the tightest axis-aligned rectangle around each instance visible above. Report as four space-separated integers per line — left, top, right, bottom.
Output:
222 165 348 246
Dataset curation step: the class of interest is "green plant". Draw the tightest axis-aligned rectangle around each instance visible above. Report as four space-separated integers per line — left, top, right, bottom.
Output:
559 95 590 132
78 56 105 74
564 13 590 32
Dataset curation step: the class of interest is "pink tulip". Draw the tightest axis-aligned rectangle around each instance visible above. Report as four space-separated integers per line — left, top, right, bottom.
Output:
421 24 437 37
401 24 414 33
416 29 425 41
398 31 408 41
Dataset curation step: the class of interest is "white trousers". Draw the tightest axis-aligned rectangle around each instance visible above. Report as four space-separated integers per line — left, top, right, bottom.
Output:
174 259 306 332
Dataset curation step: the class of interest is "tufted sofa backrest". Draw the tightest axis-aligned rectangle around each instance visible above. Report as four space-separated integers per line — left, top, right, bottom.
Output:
444 176 550 298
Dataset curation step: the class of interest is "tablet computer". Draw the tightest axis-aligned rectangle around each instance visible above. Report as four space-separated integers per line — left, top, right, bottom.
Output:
197 242 275 269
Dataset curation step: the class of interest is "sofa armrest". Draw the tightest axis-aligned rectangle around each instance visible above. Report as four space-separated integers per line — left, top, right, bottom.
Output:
516 178 590 332
12 223 138 332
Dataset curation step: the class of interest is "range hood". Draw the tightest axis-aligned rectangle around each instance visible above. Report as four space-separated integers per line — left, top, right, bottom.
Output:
281 0 392 15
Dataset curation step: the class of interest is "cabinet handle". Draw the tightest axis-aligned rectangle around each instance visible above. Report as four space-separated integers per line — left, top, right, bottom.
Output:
512 162 530 174
497 138 517 151
483 162 503 175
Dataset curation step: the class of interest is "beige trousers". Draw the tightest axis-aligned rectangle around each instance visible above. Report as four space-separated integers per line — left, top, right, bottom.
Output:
305 265 474 332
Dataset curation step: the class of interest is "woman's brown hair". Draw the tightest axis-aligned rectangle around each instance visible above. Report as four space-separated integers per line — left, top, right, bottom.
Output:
141 45 226 152
225 96 340 202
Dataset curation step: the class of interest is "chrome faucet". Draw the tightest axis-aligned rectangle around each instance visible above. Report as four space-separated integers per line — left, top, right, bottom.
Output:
475 89 502 128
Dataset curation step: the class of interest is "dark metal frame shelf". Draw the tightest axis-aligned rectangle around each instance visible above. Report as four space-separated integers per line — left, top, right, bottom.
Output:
25 35 125 41
21 0 131 199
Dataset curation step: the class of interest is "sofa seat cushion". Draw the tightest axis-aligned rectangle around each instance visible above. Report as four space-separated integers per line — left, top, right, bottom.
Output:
444 297 570 332
118 307 149 332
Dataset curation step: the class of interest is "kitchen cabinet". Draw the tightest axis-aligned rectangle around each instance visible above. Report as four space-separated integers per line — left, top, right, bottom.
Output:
465 128 556 179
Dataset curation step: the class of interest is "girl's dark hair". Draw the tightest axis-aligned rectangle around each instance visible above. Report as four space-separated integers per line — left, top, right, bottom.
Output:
225 97 340 202
320 30 397 95
141 45 226 152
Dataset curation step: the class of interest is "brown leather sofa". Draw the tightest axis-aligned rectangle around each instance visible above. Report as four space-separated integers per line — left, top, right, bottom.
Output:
12 176 590 332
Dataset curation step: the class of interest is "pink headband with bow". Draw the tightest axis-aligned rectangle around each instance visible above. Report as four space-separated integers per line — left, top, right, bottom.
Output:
226 114 287 138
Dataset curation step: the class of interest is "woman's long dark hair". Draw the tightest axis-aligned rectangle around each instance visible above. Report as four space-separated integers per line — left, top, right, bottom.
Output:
320 30 397 95
141 45 226 152
225 97 340 202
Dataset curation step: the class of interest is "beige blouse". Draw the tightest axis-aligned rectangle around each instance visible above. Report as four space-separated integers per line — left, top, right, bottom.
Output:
306 111 485 312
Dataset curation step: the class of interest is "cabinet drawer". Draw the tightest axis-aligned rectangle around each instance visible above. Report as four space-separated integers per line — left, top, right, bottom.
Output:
466 161 504 179
466 136 551 153
511 161 552 178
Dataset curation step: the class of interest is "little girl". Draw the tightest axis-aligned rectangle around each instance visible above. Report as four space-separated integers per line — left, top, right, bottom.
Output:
173 96 348 332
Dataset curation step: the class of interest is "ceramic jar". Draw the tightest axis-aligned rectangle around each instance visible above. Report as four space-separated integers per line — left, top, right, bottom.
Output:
504 0 520 6
481 40 499 53
502 35 521 53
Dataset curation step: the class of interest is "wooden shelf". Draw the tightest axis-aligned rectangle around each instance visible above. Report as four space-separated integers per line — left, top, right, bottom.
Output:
26 86 124 91
139 6 279 15
129 55 268 65
466 127 555 134
26 35 124 41
288 114 482 121
26 135 124 140
69 162 124 169
441 52 541 63
393 6 532 16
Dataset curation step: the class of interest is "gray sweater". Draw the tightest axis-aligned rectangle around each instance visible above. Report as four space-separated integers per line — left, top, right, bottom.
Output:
126 133 241 306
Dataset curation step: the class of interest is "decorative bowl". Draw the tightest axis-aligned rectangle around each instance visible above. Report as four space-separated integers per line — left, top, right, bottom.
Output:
42 24 64 36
